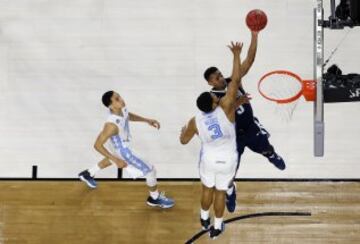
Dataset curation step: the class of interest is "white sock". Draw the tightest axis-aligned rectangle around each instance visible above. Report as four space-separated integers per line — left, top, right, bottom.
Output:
88 164 101 177
214 217 223 230
200 208 209 220
226 185 234 196
150 190 160 200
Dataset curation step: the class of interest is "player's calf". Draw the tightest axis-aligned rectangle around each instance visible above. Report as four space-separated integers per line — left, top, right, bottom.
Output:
143 167 175 209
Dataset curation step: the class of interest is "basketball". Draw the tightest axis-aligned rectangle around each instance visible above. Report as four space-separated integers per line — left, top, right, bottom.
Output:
246 9 268 31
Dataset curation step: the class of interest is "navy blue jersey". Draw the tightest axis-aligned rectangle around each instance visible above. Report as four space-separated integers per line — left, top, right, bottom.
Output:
210 78 255 132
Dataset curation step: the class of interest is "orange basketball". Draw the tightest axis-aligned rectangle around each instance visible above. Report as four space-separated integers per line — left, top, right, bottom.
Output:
246 9 268 31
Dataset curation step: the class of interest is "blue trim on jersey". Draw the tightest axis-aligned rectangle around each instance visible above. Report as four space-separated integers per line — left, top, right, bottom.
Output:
110 135 152 175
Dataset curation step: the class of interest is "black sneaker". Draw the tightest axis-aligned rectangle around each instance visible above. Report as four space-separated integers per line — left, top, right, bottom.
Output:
200 218 210 230
268 152 286 170
78 170 97 189
225 183 236 213
209 222 225 239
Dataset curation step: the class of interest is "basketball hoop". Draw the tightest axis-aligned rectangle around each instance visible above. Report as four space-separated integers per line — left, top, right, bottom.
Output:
258 70 316 121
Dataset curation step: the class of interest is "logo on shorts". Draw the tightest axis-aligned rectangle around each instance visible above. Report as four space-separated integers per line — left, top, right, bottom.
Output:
215 161 226 164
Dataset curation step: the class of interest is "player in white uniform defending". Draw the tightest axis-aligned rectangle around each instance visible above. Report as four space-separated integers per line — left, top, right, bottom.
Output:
79 91 174 209
180 41 247 239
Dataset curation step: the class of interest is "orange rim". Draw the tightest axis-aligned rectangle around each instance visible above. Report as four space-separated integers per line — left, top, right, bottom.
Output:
258 70 303 104
302 79 316 101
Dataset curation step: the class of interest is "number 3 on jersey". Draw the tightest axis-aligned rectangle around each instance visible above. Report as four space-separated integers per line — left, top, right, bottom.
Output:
208 124 223 139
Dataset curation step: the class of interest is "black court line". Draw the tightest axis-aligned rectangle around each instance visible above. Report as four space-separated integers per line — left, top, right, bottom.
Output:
119 178 360 182
0 166 355 181
0 177 359 182
185 211 312 244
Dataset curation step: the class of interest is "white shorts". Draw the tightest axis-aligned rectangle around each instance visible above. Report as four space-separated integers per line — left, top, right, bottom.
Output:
199 152 238 191
112 146 153 179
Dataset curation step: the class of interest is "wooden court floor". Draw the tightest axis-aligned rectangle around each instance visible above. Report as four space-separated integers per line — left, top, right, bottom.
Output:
0 180 359 244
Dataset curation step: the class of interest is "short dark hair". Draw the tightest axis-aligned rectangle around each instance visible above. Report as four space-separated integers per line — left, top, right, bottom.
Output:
102 91 114 107
204 67 218 81
196 92 214 113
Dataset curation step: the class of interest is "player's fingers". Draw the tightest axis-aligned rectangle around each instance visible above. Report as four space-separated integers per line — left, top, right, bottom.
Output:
151 121 160 129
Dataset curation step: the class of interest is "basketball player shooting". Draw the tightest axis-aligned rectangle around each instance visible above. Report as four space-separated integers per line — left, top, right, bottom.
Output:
79 91 174 209
180 41 248 239
203 16 286 213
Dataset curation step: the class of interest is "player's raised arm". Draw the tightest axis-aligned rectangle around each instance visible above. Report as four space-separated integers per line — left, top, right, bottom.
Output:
221 41 243 108
94 123 127 168
240 31 258 80
129 112 160 129
180 117 198 145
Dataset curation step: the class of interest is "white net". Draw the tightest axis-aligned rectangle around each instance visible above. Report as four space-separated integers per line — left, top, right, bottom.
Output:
259 72 303 122
274 100 299 122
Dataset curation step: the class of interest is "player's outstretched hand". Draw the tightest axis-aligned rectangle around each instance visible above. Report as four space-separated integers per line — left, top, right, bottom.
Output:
235 93 252 108
147 119 160 129
240 93 252 103
227 41 243 55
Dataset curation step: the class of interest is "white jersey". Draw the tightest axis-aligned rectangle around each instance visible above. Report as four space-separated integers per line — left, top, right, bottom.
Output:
195 106 237 157
106 107 131 150
105 106 153 177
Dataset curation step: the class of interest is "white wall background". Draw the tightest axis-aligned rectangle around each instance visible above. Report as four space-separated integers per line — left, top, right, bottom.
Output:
0 0 359 178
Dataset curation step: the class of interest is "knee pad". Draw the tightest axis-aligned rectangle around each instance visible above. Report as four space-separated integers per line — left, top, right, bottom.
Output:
145 167 157 187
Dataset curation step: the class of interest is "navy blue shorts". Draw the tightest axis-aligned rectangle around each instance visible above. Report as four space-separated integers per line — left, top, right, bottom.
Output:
235 118 274 169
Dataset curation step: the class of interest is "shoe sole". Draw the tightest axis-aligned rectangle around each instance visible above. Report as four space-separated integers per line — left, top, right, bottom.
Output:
226 206 236 213
146 201 174 209
209 227 225 239
269 155 286 170
209 233 221 240
79 175 97 189
271 162 286 170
